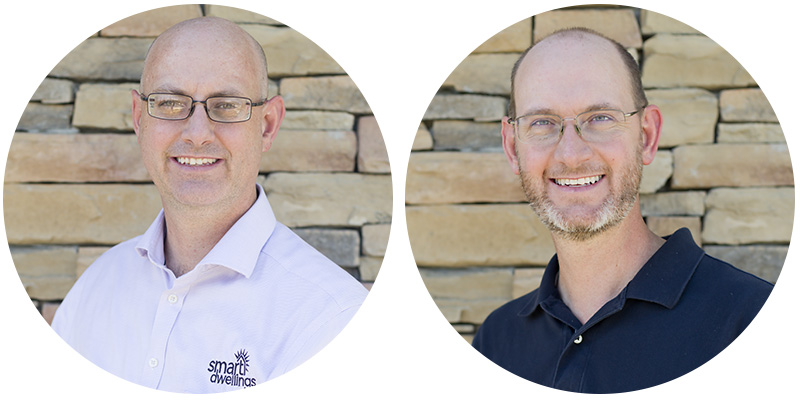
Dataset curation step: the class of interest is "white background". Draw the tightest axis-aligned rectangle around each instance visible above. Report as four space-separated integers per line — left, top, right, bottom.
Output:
1 0 797 398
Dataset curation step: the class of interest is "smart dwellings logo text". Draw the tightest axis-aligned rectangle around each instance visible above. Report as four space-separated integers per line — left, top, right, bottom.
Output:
207 349 257 388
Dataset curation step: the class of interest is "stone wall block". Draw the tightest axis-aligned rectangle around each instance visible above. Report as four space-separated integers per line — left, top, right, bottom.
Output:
474 18 532 53
406 152 524 204
357 116 390 173
640 10 700 34
17 103 73 132
261 130 356 172
421 268 514 324
640 150 673 194
720 89 778 123
4 184 163 245
642 35 755 89
512 268 545 299
50 38 152 81
413 123 433 151
280 76 370 114
359 256 383 282
362 224 390 257
10 246 78 300
261 173 392 227
6 133 149 183
645 89 717 148
443 54 518 95
672 144 792 188
534 9 642 48
242 25 344 77
77 246 111 278
100 5 203 37
282 111 355 131
717 123 785 143
646 216 702 246
293 228 360 267
431 120 502 151
423 94 507 121
206 5 282 24
32 78 74 104
640 191 706 216
704 245 786 284
702 188 794 244
407 204 554 267
73 83 139 131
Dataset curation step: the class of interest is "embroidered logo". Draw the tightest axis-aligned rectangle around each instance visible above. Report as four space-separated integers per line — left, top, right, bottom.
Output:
207 349 257 388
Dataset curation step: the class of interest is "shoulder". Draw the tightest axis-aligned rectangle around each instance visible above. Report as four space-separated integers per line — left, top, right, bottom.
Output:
693 253 773 299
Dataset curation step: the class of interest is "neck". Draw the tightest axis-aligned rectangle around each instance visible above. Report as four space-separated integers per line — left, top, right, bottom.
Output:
162 188 257 278
551 202 665 325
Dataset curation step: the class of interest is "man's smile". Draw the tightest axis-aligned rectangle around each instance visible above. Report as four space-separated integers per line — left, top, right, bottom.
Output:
174 156 220 166
552 174 604 188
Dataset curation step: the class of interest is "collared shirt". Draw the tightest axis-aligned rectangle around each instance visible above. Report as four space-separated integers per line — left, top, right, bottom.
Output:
472 228 773 393
52 185 367 393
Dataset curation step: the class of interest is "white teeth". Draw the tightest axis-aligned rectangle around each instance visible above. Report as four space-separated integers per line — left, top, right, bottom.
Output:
177 157 217 166
555 175 602 187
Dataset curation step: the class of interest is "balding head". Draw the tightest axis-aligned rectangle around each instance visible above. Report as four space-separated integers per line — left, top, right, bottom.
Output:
508 28 646 119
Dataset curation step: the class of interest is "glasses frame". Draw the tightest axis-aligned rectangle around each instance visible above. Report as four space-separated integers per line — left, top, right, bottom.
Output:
508 107 645 144
139 93 268 123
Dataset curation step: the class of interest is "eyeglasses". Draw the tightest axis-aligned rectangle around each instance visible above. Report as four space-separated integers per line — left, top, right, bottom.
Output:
508 108 643 146
140 93 267 123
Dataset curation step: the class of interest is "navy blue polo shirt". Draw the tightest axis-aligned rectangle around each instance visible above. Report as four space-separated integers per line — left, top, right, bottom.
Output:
472 228 773 393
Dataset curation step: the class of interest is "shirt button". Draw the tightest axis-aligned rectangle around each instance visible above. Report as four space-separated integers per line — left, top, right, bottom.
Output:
149 358 158 368
573 335 583 344
168 294 178 304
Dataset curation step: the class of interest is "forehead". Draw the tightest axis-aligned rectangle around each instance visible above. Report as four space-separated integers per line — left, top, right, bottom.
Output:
514 33 634 114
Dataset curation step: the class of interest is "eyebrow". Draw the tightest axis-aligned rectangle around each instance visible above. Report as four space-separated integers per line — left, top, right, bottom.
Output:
520 102 620 117
148 84 248 99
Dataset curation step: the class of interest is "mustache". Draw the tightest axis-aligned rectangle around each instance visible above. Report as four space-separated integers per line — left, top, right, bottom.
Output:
544 163 609 178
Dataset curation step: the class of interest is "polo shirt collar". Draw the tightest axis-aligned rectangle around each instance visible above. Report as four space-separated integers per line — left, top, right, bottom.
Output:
135 185 277 279
517 228 703 317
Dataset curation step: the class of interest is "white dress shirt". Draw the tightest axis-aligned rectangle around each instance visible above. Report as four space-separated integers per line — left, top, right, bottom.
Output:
51 185 368 393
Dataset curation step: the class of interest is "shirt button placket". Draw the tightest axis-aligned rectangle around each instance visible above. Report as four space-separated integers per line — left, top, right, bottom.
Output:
142 286 187 388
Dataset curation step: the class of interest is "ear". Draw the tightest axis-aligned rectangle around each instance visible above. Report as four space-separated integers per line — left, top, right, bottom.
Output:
260 95 285 153
639 105 662 165
131 89 143 137
501 116 521 175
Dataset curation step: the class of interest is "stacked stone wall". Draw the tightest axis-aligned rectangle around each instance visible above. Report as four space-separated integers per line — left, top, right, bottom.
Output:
406 6 793 342
6 5 391 324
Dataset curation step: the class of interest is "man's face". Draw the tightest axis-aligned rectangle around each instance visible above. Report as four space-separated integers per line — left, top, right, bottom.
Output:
131 24 283 212
502 34 659 241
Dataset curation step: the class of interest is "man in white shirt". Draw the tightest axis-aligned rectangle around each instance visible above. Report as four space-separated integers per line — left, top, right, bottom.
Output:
51 16 368 393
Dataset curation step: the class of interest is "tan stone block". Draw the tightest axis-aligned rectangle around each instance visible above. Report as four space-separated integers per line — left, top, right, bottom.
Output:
77 246 111 278
50 38 152 81
4 184 162 245
412 123 433 151
704 245 787 284
646 216 702 246
423 94 507 121
512 268 545 299
642 35 755 89
640 10 700 34
407 204 555 267
73 83 138 131
718 123 785 143
640 150 673 194
640 191 706 217
280 76 370 113
282 111 355 130
31 78 73 104
359 256 383 282
443 54 518 95
5 133 149 183
461 333 475 344
720 89 778 123
475 18 532 53
17 103 73 132
206 5 281 24
261 173 392 227
421 267 513 324
241 25 344 77
534 9 642 48
10 246 77 300
431 120 502 151
672 144 792 188
434 298 510 324
100 5 203 36
646 89 717 148
405 152 523 204
362 224 390 257
702 188 794 244
293 228 359 267
453 324 475 334
357 116 390 173
261 130 356 172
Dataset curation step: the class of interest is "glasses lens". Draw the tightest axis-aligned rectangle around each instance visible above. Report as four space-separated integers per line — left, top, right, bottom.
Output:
207 97 251 122
577 110 625 139
516 115 561 144
148 94 192 120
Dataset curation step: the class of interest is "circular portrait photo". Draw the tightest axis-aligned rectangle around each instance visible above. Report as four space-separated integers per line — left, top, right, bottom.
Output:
406 4 792 394
5 4 390 394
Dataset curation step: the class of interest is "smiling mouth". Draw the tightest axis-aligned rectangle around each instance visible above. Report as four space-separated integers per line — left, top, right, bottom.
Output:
175 157 219 166
553 175 603 187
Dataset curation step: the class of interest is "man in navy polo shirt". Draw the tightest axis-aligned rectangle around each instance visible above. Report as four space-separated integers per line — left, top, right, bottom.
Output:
472 27 773 393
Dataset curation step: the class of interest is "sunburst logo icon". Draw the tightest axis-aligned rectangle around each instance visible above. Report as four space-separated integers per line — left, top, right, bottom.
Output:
235 349 250 375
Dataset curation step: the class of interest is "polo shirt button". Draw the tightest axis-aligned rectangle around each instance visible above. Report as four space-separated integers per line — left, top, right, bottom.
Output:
573 335 583 344
149 358 158 368
168 294 178 304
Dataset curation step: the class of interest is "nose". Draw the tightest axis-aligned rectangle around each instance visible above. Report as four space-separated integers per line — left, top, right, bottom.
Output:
552 119 592 167
181 102 215 146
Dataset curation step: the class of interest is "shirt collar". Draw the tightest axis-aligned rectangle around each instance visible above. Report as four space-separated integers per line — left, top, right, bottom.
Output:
135 185 277 279
517 228 703 317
